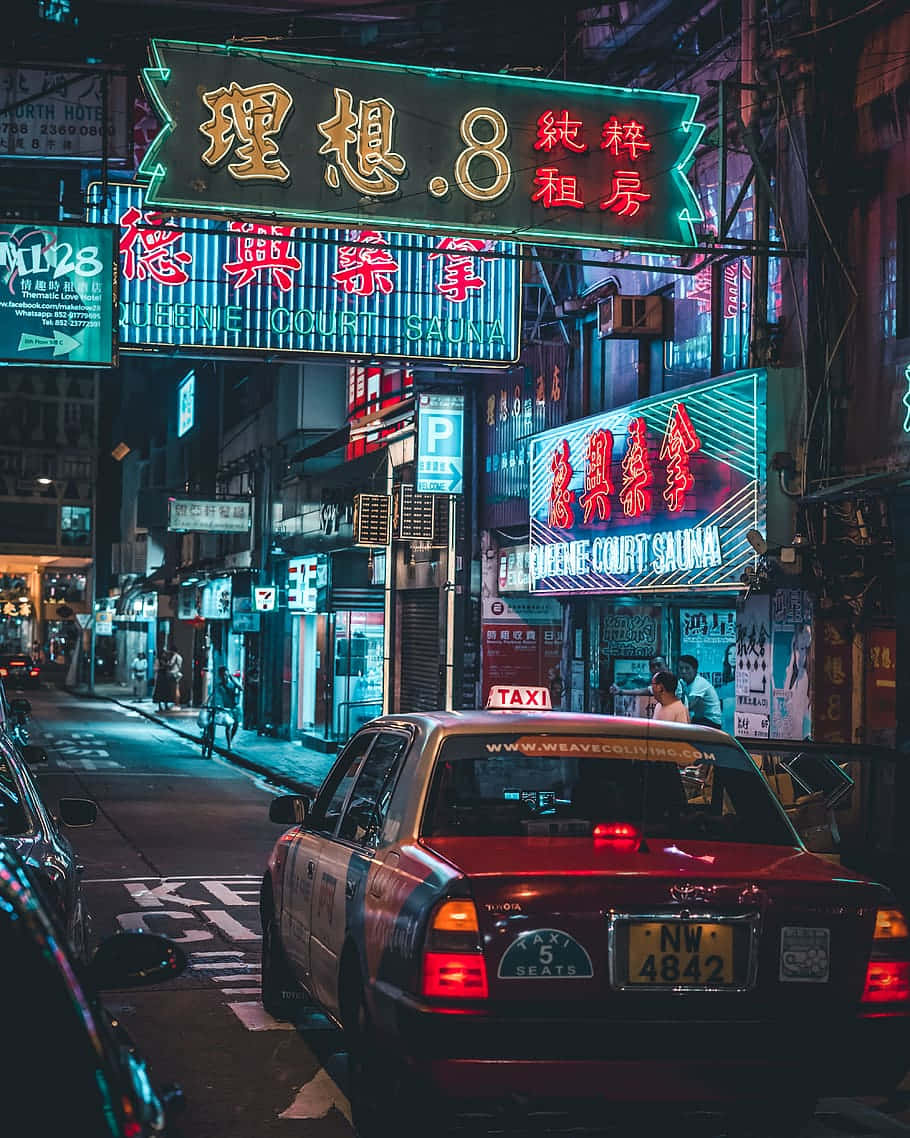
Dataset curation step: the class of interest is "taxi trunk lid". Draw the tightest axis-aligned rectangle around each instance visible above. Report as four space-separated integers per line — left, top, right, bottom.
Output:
422 836 881 1015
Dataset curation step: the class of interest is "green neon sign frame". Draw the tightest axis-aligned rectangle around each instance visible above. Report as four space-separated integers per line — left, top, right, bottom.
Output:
138 39 704 251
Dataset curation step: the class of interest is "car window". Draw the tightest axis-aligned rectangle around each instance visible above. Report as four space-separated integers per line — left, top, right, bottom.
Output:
0 752 30 835
1 907 116 1133
309 732 375 834
422 734 797 847
338 732 409 847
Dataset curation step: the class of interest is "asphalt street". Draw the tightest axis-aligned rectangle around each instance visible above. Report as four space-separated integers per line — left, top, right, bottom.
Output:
26 689 910 1138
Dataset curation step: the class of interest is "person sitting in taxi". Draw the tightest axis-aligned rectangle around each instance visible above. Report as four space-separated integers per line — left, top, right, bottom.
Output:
650 670 690 724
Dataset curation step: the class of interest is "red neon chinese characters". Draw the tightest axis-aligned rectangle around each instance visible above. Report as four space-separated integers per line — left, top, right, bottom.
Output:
332 230 399 297
532 168 584 210
619 417 653 518
548 439 576 529
119 206 192 286
659 402 701 513
428 236 490 303
600 118 651 160
223 222 301 291
600 171 651 217
534 110 587 153
579 428 614 524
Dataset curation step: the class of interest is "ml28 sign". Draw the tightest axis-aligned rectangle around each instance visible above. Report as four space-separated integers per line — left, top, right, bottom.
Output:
137 39 703 251
87 181 518 364
528 371 767 595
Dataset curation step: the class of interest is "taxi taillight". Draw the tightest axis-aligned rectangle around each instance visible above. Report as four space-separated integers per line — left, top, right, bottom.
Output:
862 907 910 1011
420 898 488 1000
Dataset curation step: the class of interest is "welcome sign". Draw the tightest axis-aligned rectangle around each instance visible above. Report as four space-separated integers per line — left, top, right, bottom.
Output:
86 181 519 364
528 371 767 595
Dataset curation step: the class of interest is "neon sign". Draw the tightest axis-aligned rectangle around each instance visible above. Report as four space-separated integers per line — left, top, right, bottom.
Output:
137 39 703 251
86 181 519 364
177 371 194 437
528 371 767 595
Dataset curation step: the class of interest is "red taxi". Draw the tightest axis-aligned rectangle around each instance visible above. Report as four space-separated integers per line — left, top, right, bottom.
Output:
261 706 910 1136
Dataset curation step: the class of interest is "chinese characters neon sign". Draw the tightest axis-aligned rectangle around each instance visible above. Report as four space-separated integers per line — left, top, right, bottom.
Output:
87 181 519 364
138 39 703 251
528 371 767 594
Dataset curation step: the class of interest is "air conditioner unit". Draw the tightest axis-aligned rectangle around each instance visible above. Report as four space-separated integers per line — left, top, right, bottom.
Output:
597 294 666 338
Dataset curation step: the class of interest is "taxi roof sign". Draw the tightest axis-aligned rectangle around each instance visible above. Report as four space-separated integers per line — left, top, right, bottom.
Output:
485 685 552 711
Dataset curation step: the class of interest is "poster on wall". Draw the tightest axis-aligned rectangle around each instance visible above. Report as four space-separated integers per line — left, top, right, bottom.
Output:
679 608 736 734
770 589 813 741
864 626 896 746
481 595 563 707
735 595 771 738
813 617 852 743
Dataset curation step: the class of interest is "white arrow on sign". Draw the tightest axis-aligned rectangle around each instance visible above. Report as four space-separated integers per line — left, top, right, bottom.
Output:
18 330 81 357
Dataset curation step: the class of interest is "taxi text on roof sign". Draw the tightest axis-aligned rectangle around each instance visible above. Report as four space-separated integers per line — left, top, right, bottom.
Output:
137 39 703 251
485 685 553 711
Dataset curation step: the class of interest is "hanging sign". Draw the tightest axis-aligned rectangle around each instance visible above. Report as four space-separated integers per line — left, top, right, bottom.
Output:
417 393 464 495
0 221 116 367
87 181 520 364
253 586 277 612
528 370 767 595
353 494 391 546
138 39 703 251
168 498 251 533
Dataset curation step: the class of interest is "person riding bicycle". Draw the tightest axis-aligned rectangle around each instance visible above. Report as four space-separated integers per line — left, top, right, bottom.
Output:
211 666 243 749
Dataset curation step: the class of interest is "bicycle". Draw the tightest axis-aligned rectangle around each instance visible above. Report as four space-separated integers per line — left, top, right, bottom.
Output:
198 705 236 758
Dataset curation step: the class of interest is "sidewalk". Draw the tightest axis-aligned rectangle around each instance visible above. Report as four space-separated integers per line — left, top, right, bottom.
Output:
76 682 336 796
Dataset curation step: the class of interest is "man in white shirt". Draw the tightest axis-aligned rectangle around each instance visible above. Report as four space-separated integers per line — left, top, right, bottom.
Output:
678 655 722 729
650 670 690 723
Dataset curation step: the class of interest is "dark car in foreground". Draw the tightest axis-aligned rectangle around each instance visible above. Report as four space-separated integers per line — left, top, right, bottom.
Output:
1 844 186 1137
0 653 42 689
0 689 96 958
262 711 910 1137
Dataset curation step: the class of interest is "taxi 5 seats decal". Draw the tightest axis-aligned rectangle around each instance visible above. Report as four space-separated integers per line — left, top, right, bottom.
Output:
497 928 594 979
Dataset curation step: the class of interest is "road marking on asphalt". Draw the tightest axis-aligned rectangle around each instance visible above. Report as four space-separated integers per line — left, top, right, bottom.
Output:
83 874 261 884
227 1002 294 1032
279 1067 352 1125
819 1099 910 1133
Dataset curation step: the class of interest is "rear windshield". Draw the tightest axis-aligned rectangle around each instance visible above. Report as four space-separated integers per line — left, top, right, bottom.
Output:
422 734 797 847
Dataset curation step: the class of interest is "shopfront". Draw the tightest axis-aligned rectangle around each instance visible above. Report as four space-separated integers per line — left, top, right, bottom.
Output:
527 369 808 739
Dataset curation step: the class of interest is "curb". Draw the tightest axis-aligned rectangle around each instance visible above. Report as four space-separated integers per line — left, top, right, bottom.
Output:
66 688 320 799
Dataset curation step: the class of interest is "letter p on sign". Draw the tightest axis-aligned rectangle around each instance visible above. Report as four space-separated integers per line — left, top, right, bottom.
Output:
426 414 454 452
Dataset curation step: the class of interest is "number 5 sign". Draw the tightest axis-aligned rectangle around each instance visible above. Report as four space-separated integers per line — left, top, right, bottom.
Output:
417 393 464 495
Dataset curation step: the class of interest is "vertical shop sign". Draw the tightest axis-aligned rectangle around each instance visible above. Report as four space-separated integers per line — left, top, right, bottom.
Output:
417 393 464 494
735 595 771 738
679 608 737 734
865 626 896 742
814 618 852 743
770 589 813 741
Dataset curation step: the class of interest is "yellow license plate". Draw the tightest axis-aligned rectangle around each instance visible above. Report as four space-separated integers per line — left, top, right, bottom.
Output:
626 921 734 986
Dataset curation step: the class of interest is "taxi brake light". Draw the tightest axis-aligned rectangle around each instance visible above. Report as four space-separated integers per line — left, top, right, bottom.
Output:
874 908 909 941
862 960 910 1004
594 822 640 840
29 669 39 677
431 899 480 934
421 952 488 999
0 668 7 677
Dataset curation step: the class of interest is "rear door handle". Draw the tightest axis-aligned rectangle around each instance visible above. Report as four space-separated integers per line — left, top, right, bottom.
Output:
345 879 357 899
306 860 315 879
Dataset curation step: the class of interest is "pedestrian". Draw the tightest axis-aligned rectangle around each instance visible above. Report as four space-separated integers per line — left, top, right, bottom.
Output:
678 654 722 729
168 644 184 707
130 650 148 700
153 648 173 712
650 670 690 724
611 655 687 703
212 665 242 749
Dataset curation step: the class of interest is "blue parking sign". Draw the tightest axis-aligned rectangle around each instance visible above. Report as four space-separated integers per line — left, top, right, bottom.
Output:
417 394 464 495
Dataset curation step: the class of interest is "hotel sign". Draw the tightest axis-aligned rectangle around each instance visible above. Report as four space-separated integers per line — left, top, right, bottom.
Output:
87 180 519 364
138 39 703 251
528 371 767 595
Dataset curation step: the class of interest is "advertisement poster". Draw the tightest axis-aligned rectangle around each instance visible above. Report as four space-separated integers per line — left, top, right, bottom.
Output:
0 222 116 367
679 608 736 734
735 595 771 738
481 596 563 707
770 589 813 741
814 618 852 743
612 658 655 719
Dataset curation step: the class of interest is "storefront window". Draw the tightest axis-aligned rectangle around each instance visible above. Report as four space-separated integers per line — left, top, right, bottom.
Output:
61 506 91 546
43 572 87 603
334 611 383 738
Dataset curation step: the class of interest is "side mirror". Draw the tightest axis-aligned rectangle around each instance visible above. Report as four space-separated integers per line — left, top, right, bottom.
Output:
86 932 187 990
269 795 309 825
22 744 48 764
58 797 98 827
10 698 31 720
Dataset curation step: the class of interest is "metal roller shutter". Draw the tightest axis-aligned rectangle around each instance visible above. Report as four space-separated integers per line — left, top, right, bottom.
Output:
398 589 442 712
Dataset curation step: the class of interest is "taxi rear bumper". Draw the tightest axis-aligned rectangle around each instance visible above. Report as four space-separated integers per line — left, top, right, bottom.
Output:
376 987 910 1101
